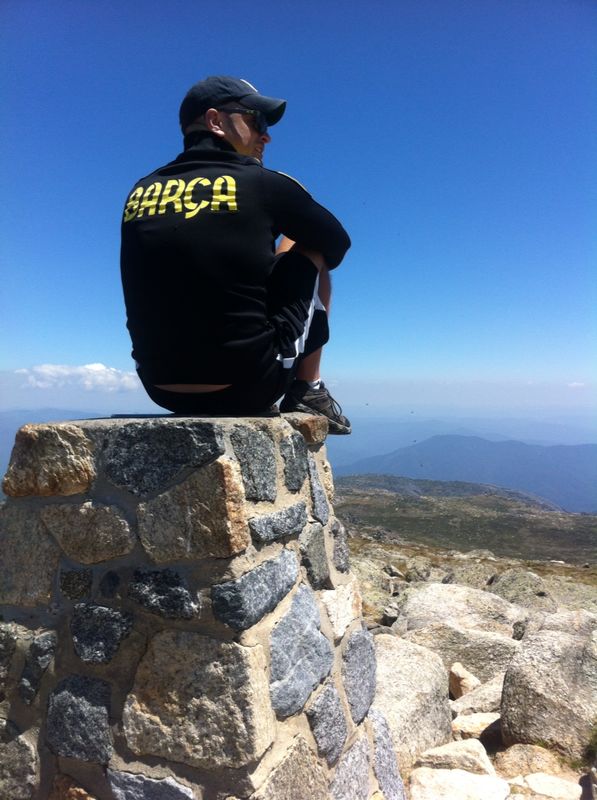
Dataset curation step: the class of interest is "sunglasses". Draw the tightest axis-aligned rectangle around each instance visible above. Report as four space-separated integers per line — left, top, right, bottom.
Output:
218 107 268 135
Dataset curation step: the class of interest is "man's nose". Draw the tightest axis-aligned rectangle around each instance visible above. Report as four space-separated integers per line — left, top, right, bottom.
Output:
261 131 271 143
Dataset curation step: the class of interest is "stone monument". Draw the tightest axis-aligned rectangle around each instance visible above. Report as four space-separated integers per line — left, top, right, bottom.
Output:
0 413 405 799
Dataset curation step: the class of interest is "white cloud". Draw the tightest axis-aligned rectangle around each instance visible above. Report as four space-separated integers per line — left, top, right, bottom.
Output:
15 363 140 392
567 382 586 389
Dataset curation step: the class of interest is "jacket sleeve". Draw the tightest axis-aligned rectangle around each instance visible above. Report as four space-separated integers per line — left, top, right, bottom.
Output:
263 170 351 269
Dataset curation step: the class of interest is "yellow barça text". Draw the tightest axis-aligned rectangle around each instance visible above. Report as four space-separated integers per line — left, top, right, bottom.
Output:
123 175 238 222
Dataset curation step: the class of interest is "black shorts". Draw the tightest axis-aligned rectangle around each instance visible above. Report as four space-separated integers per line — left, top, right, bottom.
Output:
138 251 329 415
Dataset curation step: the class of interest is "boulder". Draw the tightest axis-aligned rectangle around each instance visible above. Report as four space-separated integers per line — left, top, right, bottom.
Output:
452 712 501 744
409 767 510 799
449 662 481 698
486 568 557 612
501 626 597 760
414 739 495 775
451 673 504 717
392 583 526 637
493 743 569 779
404 622 520 682
537 608 597 636
373 634 452 771
508 772 582 799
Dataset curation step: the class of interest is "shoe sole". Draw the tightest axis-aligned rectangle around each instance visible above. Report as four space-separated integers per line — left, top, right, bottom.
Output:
280 402 351 435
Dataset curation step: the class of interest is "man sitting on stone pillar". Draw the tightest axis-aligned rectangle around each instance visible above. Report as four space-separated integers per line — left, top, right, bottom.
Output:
120 75 352 434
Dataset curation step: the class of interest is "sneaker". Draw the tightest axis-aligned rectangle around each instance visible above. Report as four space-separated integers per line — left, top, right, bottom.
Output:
280 380 351 434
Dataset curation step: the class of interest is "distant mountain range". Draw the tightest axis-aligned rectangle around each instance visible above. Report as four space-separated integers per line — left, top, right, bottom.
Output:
335 435 597 513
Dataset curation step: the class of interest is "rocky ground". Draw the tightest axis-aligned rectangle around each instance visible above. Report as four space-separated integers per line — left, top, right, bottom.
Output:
334 497 597 799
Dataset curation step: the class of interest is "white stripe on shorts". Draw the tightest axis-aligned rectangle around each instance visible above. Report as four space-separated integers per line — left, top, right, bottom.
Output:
276 273 322 369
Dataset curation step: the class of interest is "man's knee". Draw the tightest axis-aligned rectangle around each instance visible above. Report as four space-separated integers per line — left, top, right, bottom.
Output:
293 246 328 273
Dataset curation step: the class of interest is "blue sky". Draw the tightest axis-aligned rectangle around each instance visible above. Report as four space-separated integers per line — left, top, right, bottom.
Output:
1 0 595 419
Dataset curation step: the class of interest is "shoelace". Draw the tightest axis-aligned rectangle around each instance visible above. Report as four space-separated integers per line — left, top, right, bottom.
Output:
311 383 345 420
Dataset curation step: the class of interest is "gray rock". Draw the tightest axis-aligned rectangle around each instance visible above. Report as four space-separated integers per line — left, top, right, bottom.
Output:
18 630 57 703
306 681 348 766
270 585 334 717
60 569 92 599
369 708 407 800
0 623 18 695
342 627 376 723
212 549 298 631
0 718 39 800
230 426 276 501
501 626 597 759
487 568 557 612
103 419 224 496
308 454 329 524
249 502 307 543
331 735 370 800
46 674 112 762
404 623 520 683
123 632 275 769
0 504 61 606
451 673 504 717
331 518 350 573
99 570 120 598
374 634 452 771
71 603 133 663
299 522 332 590
280 432 309 492
108 769 194 799
128 568 198 619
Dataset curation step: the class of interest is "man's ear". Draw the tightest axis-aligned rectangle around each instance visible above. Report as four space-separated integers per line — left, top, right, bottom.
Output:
204 108 226 137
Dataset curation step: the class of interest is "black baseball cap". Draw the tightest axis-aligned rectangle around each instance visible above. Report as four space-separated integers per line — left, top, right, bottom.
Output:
179 76 286 131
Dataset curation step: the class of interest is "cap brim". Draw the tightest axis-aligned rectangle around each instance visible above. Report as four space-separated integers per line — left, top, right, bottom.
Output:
239 93 286 125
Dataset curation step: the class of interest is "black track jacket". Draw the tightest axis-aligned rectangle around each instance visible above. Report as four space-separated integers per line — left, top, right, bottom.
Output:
120 134 350 384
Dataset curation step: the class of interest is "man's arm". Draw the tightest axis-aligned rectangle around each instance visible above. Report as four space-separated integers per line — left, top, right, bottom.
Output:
266 171 350 269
